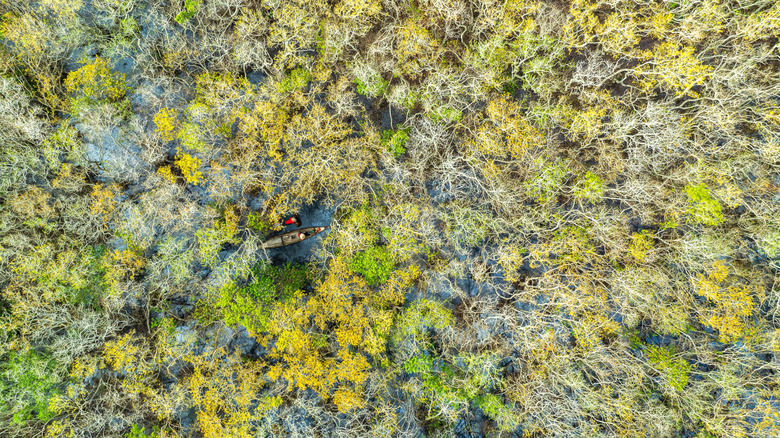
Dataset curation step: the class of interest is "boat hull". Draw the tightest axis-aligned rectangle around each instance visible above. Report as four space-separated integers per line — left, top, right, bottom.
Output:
260 226 329 249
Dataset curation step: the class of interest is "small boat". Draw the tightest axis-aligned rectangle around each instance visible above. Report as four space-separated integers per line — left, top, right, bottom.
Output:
260 226 329 249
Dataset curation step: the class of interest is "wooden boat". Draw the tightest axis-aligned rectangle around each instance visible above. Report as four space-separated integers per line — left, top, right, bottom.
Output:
260 226 329 249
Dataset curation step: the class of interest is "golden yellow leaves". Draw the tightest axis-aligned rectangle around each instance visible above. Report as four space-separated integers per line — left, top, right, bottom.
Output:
694 261 763 343
39 0 83 19
261 250 415 412
636 42 713 98
65 57 128 102
102 248 146 296
498 244 527 284
741 2 780 43
628 230 654 264
396 18 441 77
333 0 381 22
598 11 640 55
90 183 119 222
647 11 674 39
186 350 265 438
238 100 288 160
104 331 150 376
0 12 53 60
475 94 542 160
175 151 203 185
153 107 179 142
8 186 55 220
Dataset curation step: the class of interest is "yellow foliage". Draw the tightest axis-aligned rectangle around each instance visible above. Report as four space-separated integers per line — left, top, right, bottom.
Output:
103 331 151 376
498 244 527 283
39 0 83 19
694 262 764 343
154 107 179 142
741 2 780 42
475 94 542 160
572 310 620 352
175 150 204 185
333 386 367 412
64 57 128 102
69 356 100 381
714 175 743 208
45 420 75 438
636 42 713 98
156 165 177 184
396 18 440 76
90 183 119 221
628 230 654 263
0 13 52 60
568 105 608 141
647 11 674 39
334 0 381 22
186 350 266 438
376 264 420 307
238 99 288 160
9 186 55 220
51 163 86 192
597 11 640 54
102 248 146 294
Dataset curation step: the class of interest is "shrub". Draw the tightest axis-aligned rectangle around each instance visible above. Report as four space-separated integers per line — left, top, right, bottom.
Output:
124 424 161 438
572 171 605 203
64 57 128 103
647 345 691 393
175 150 203 185
175 0 201 25
246 212 274 234
0 350 63 426
628 230 654 263
278 67 311 93
381 128 409 157
349 246 395 286
685 183 724 226
218 260 309 336
153 108 178 142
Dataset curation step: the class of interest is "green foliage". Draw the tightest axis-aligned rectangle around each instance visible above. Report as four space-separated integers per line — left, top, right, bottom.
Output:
150 317 176 337
175 0 200 25
247 212 274 234
354 73 388 98
427 105 462 124
381 128 409 157
526 159 569 204
0 350 62 426
195 227 231 267
342 202 384 246
647 345 691 393
125 424 161 438
629 230 654 263
392 299 454 345
278 67 311 93
404 354 433 374
216 261 307 335
64 57 129 118
476 394 517 432
573 171 605 203
349 245 395 286
685 183 724 226
4 1 780 436
445 203 500 250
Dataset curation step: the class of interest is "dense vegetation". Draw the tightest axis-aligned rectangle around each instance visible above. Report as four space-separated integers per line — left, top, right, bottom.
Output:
1 0 780 437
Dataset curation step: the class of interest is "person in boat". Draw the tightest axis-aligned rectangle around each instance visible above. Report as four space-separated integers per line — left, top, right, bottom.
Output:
283 213 301 227
297 227 324 240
